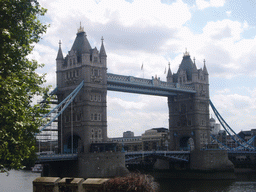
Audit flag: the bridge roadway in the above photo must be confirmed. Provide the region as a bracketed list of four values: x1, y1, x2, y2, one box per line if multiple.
[107, 73, 196, 96]
[37, 150, 256, 164]
[36, 151, 190, 163]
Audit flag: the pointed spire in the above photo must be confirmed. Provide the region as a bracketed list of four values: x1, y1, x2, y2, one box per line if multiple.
[100, 36, 106, 56]
[192, 57, 197, 72]
[167, 62, 172, 77]
[56, 40, 64, 60]
[203, 59, 208, 75]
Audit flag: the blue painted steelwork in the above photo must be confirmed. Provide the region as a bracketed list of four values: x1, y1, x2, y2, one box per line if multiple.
[37, 81, 84, 135]
[210, 134, 231, 150]
[210, 100, 256, 151]
[37, 153, 78, 163]
[39, 87, 58, 105]
[125, 151, 190, 164]
[107, 73, 196, 96]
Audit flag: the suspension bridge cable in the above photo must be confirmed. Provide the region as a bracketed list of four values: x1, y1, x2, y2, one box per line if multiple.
[37, 81, 84, 135]
[209, 100, 256, 150]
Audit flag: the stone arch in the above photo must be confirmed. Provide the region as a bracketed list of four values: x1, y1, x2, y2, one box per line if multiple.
[179, 136, 190, 151]
[180, 137, 195, 151]
[64, 133, 82, 153]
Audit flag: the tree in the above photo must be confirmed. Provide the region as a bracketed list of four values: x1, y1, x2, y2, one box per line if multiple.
[0, 0, 49, 172]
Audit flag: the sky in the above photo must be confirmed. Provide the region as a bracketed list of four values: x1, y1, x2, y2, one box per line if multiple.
[32, 0, 256, 137]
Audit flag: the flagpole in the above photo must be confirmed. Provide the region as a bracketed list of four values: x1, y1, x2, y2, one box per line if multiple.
[141, 63, 144, 78]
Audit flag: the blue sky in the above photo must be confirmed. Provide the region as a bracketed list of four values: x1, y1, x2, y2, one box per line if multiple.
[33, 0, 256, 137]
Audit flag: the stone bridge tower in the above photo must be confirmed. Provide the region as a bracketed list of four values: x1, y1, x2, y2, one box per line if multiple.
[167, 51, 210, 150]
[56, 25, 107, 153]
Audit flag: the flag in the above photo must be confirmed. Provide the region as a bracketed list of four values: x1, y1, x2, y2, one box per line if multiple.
[141, 63, 143, 70]
[164, 67, 166, 74]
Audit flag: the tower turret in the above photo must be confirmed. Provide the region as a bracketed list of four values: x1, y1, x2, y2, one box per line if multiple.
[56, 40, 64, 87]
[99, 36, 107, 67]
[166, 62, 173, 83]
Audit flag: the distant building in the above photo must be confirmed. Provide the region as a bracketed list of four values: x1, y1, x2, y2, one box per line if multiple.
[108, 128, 169, 152]
[141, 128, 169, 151]
[210, 117, 220, 135]
[108, 131, 142, 152]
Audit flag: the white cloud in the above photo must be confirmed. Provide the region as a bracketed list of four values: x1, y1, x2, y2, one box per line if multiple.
[196, 0, 226, 10]
[226, 10, 231, 17]
[211, 91, 256, 132]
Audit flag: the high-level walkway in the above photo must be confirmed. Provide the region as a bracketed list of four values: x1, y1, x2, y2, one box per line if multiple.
[107, 73, 196, 96]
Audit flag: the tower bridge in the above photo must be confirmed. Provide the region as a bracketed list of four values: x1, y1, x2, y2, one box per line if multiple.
[37, 26, 252, 177]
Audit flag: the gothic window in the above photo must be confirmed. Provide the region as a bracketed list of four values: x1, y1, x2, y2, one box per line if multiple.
[77, 113, 81, 121]
[70, 59, 72, 66]
[187, 119, 192, 126]
[95, 130, 98, 138]
[91, 129, 94, 139]
[93, 69, 99, 76]
[180, 104, 187, 114]
[98, 129, 102, 138]
[94, 56, 98, 63]
[65, 115, 70, 123]
[98, 95, 101, 101]
[94, 95, 97, 101]
[94, 114, 97, 121]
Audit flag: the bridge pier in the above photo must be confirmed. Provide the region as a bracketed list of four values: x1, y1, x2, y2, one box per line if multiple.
[190, 149, 234, 171]
[41, 152, 129, 178]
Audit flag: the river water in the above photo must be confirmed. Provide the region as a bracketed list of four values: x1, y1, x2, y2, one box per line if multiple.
[1, 170, 256, 192]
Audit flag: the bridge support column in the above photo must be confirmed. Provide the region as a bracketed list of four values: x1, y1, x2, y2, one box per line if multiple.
[190, 150, 234, 171]
[153, 159, 170, 170]
[41, 152, 129, 178]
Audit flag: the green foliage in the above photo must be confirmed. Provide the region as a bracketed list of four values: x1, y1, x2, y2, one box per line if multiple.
[0, 0, 49, 172]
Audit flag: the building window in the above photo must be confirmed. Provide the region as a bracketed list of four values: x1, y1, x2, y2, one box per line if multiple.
[94, 95, 97, 101]
[90, 95, 93, 101]
[76, 70, 79, 77]
[93, 69, 99, 76]
[98, 114, 101, 121]
[94, 57, 98, 63]
[73, 58, 75, 65]
[94, 114, 98, 121]
[73, 70, 75, 78]
[91, 114, 94, 121]
[70, 59, 72, 66]
[98, 95, 101, 101]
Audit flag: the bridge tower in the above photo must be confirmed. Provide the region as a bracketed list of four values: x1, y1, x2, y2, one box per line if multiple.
[56, 25, 107, 153]
[167, 51, 210, 150]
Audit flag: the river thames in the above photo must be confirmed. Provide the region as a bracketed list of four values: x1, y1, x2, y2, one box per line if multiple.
[1, 169, 256, 192]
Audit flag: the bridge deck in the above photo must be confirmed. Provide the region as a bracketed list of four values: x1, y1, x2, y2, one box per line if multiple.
[107, 73, 196, 96]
